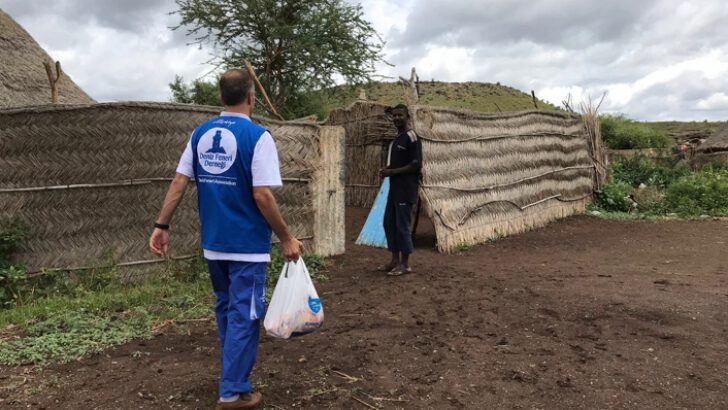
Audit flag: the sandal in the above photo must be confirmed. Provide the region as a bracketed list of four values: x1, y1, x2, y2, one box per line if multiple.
[387, 266, 412, 276]
[377, 263, 399, 272]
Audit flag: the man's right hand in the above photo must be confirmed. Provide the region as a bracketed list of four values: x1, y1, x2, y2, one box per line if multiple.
[149, 228, 170, 257]
[281, 237, 305, 262]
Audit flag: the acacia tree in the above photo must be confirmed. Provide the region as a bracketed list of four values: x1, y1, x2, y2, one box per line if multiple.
[169, 75, 220, 106]
[173, 0, 385, 118]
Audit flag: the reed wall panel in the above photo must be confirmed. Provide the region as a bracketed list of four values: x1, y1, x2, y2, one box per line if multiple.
[0, 102, 345, 271]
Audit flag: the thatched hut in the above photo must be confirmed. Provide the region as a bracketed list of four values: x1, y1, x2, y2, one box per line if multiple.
[329, 102, 596, 253]
[692, 122, 728, 168]
[0, 8, 94, 107]
[0, 103, 345, 272]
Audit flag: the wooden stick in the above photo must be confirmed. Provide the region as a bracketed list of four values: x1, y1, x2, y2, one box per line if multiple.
[244, 61, 284, 121]
[362, 391, 410, 403]
[531, 90, 539, 109]
[333, 370, 363, 382]
[410, 67, 419, 103]
[43, 61, 63, 104]
[0, 177, 312, 193]
[352, 396, 378, 410]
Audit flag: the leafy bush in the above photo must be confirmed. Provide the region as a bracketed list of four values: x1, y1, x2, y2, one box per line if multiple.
[632, 186, 666, 213]
[609, 157, 690, 189]
[0, 218, 31, 307]
[601, 115, 671, 149]
[0, 217, 30, 266]
[597, 181, 633, 212]
[665, 169, 728, 216]
[0, 266, 28, 308]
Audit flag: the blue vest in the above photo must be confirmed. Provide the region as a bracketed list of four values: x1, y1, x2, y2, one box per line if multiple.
[191, 115, 272, 253]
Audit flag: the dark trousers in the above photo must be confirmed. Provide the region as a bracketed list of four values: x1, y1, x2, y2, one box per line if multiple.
[383, 197, 414, 254]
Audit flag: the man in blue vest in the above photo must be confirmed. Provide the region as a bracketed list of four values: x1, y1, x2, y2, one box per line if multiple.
[149, 69, 304, 410]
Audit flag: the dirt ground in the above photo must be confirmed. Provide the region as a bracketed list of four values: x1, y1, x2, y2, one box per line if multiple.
[2, 208, 728, 410]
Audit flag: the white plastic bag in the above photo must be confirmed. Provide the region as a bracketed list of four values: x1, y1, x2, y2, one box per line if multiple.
[264, 258, 324, 339]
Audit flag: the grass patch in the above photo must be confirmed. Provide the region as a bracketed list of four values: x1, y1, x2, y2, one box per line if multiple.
[0, 246, 326, 367]
[587, 205, 666, 221]
[0, 308, 153, 366]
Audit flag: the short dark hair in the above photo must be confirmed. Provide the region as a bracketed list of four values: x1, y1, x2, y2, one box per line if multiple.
[389, 103, 409, 116]
[219, 69, 254, 106]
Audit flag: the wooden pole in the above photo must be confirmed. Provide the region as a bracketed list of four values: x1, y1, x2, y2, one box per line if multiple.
[244, 60, 284, 121]
[531, 90, 539, 109]
[43, 61, 63, 104]
[398, 66, 420, 104]
[411, 67, 420, 103]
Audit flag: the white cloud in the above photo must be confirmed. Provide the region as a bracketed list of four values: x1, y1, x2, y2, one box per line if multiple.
[697, 93, 728, 110]
[3, 0, 728, 120]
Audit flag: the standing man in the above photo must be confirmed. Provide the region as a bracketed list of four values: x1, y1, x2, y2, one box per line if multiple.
[149, 69, 304, 410]
[379, 104, 422, 276]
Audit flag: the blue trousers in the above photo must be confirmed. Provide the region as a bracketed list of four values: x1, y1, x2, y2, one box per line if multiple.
[207, 260, 267, 398]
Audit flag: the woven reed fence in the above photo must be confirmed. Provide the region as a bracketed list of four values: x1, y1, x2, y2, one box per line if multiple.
[0, 102, 345, 272]
[413, 106, 594, 252]
[327, 102, 398, 207]
[329, 102, 595, 252]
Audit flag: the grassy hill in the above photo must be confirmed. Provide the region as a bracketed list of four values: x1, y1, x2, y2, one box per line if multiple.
[318, 81, 559, 115]
[644, 121, 724, 142]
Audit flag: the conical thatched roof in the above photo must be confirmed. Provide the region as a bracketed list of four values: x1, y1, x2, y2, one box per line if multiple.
[0, 9, 94, 108]
[696, 122, 728, 153]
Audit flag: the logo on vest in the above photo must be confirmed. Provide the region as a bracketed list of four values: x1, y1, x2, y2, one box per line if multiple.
[197, 128, 237, 174]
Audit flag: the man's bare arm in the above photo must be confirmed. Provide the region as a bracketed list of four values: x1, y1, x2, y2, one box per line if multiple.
[149, 173, 189, 257]
[253, 186, 304, 261]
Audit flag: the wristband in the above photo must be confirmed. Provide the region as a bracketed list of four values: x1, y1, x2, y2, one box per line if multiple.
[154, 222, 170, 230]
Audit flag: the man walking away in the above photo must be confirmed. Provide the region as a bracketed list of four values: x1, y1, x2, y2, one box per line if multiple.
[149, 69, 304, 410]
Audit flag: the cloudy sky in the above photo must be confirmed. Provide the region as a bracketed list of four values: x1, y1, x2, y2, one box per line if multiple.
[3, 0, 727, 120]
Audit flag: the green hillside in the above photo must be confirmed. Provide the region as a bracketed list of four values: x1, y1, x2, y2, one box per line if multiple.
[644, 121, 723, 142]
[318, 81, 559, 114]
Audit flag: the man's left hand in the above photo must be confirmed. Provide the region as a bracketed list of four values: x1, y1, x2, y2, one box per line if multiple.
[379, 168, 393, 178]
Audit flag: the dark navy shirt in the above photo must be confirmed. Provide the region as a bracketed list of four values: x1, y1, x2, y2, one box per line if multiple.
[388, 130, 422, 203]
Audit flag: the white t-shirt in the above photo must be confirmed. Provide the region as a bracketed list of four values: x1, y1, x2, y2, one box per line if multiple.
[176, 112, 282, 262]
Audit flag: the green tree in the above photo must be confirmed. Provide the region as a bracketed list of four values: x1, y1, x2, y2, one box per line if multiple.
[600, 115, 671, 149]
[172, 0, 385, 119]
[169, 75, 221, 106]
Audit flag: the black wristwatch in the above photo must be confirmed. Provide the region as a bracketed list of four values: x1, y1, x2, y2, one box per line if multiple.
[154, 222, 170, 230]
